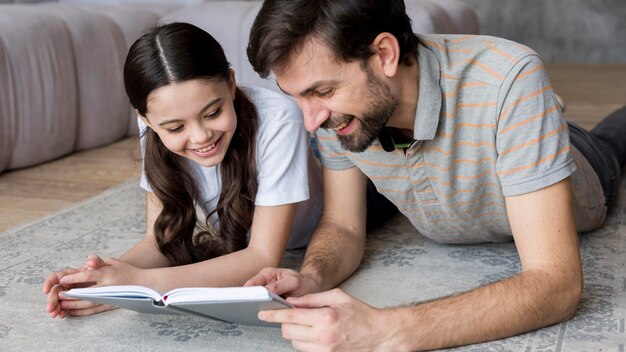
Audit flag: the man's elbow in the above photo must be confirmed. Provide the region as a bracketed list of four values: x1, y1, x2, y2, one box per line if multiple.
[555, 273, 583, 322]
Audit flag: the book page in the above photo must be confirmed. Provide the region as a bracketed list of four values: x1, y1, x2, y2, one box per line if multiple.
[163, 286, 272, 305]
[66, 285, 163, 301]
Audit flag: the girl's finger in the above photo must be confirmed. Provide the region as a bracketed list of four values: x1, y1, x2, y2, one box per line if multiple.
[67, 304, 114, 317]
[60, 299, 99, 310]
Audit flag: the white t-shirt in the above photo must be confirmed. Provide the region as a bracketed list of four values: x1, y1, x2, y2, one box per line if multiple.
[139, 86, 322, 249]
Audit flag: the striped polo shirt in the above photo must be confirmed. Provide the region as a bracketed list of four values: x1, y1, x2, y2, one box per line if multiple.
[315, 34, 606, 243]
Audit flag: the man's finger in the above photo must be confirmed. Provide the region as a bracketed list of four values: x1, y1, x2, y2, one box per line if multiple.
[281, 321, 316, 341]
[259, 307, 322, 326]
[291, 340, 320, 352]
[287, 289, 348, 308]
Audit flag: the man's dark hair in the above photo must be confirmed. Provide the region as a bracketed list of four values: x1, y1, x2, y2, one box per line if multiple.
[247, 0, 419, 78]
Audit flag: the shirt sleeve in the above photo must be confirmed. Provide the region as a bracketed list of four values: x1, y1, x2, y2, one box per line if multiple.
[255, 116, 312, 206]
[314, 128, 355, 170]
[137, 117, 153, 193]
[495, 54, 576, 196]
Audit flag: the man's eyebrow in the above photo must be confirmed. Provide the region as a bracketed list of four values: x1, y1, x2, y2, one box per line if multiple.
[157, 98, 222, 126]
[276, 80, 337, 98]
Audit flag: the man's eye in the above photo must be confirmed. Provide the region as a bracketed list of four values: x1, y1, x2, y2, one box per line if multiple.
[317, 89, 334, 97]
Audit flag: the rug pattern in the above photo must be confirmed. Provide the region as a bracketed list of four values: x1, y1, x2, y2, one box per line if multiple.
[0, 178, 624, 351]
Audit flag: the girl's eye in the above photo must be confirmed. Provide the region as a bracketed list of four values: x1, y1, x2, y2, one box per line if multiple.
[205, 107, 222, 119]
[166, 126, 183, 133]
[317, 89, 334, 98]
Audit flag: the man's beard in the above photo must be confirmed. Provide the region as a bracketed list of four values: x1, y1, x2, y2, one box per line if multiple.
[323, 65, 399, 153]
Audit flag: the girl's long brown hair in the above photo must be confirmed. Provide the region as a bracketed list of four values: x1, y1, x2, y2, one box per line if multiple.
[124, 23, 258, 266]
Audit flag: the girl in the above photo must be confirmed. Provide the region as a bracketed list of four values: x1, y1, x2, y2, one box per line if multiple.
[43, 22, 322, 318]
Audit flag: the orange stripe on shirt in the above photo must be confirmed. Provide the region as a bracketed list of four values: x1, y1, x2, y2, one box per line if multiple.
[433, 183, 500, 200]
[458, 102, 498, 108]
[442, 73, 460, 80]
[352, 156, 406, 168]
[497, 104, 561, 136]
[316, 141, 347, 158]
[448, 35, 478, 44]
[499, 123, 568, 156]
[457, 122, 497, 129]
[486, 42, 516, 61]
[316, 135, 338, 141]
[498, 144, 571, 176]
[516, 63, 545, 80]
[499, 85, 553, 122]
[445, 81, 489, 98]
[455, 59, 504, 80]
[421, 39, 446, 52]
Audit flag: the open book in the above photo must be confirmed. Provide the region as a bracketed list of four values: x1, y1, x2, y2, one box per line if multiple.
[63, 285, 291, 327]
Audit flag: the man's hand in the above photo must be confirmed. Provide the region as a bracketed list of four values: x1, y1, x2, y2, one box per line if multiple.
[259, 288, 397, 352]
[244, 268, 321, 297]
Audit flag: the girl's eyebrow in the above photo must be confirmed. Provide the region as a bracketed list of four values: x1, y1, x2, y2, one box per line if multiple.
[157, 98, 223, 126]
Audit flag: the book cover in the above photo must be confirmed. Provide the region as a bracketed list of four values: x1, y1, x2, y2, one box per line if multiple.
[63, 285, 291, 327]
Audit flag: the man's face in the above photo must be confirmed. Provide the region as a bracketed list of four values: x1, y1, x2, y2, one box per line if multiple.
[275, 39, 398, 152]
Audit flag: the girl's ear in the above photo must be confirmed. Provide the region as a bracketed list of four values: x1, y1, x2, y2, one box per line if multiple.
[228, 68, 237, 99]
[136, 110, 152, 129]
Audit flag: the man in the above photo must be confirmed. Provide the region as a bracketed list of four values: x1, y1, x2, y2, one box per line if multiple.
[244, 0, 626, 350]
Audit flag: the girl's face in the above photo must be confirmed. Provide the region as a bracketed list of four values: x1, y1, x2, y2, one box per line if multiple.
[140, 75, 238, 168]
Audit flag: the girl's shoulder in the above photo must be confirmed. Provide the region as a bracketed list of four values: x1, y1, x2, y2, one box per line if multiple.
[239, 85, 303, 126]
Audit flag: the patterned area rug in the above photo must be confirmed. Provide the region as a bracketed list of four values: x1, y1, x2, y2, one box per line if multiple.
[1, 178, 625, 351]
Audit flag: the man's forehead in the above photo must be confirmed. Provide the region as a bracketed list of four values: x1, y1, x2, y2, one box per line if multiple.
[274, 38, 343, 95]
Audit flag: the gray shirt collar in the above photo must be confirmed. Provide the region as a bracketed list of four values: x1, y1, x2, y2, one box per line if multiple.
[412, 43, 442, 141]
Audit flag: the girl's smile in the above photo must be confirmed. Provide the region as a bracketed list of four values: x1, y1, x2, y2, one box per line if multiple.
[189, 134, 223, 158]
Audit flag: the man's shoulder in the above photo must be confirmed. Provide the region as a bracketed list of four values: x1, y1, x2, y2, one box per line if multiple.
[417, 34, 541, 85]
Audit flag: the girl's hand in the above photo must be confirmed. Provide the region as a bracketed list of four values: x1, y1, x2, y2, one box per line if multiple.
[44, 267, 83, 319]
[43, 254, 124, 318]
[58, 256, 143, 288]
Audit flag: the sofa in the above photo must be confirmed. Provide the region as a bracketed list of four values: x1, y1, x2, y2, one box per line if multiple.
[0, 0, 479, 173]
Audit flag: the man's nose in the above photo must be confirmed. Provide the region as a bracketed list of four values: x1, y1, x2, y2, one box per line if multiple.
[300, 100, 330, 133]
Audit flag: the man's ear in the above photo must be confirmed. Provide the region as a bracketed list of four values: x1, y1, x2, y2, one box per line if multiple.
[229, 68, 237, 99]
[371, 32, 401, 78]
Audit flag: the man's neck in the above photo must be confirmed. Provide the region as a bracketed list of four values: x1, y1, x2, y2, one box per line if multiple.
[386, 59, 420, 134]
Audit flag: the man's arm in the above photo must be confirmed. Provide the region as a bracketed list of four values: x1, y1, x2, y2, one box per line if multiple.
[386, 177, 582, 350]
[262, 178, 582, 351]
[300, 166, 369, 291]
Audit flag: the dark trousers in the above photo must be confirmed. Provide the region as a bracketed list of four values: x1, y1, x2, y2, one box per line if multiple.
[568, 105, 626, 204]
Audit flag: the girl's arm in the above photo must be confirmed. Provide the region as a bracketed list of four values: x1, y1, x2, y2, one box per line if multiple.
[58, 201, 297, 292]
[117, 191, 171, 269]
[139, 202, 296, 291]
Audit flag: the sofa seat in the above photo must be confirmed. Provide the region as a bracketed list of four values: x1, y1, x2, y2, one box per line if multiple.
[0, 0, 479, 173]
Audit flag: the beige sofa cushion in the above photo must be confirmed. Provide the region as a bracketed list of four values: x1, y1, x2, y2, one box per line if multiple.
[0, 6, 77, 170]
